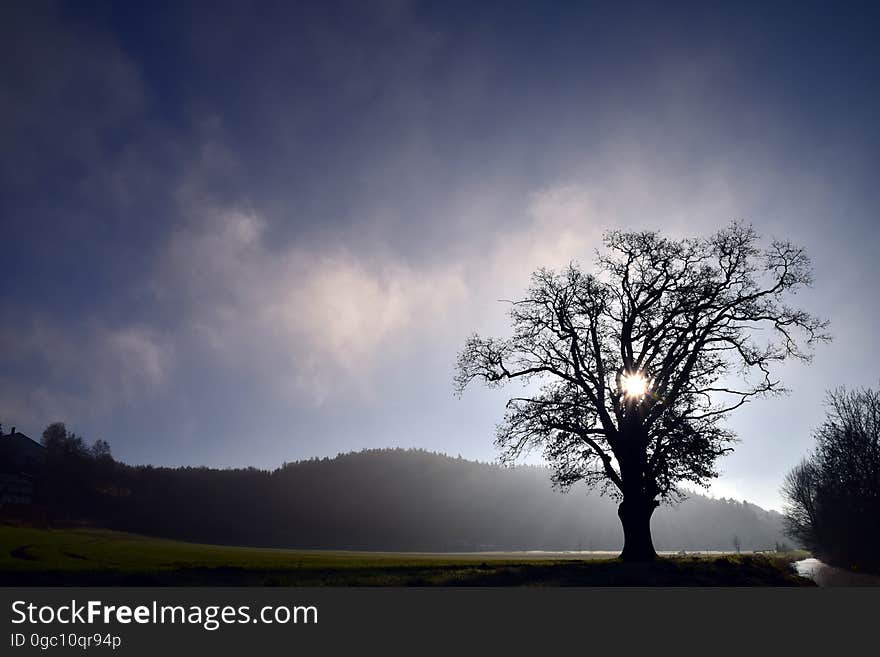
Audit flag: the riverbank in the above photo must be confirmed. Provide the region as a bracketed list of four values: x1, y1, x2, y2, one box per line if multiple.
[793, 558, 880, 586]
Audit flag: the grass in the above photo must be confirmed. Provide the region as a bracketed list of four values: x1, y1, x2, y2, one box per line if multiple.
[0, 525, 813, 586]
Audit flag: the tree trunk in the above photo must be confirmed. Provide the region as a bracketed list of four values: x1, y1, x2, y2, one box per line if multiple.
[618, 496, 659, 562]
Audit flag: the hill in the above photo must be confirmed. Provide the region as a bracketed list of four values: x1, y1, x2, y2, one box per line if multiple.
[40, 447, 790, 552]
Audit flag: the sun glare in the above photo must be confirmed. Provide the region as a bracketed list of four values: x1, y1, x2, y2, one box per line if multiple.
[621, 372, 649, 399]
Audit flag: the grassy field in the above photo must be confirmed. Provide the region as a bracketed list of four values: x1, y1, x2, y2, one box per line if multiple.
[0, 525, 812, 586]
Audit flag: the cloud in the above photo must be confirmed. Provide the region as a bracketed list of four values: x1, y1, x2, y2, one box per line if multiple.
[156, 207, 469, 403]
[0, 3, 146, 192]
[0, 320, 171, 429]
[147, 141, 794, 409]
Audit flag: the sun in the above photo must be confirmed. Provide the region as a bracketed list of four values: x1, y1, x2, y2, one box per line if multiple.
[621, 372, 649, 399]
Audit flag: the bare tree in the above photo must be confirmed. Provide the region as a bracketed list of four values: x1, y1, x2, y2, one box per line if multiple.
[456, 222, 829, 561]
[781, 458, 819, 549]
[782, 386, 880, 570]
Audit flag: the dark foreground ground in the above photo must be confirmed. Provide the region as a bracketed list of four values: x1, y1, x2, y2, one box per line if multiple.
[1, 526, 812, 586]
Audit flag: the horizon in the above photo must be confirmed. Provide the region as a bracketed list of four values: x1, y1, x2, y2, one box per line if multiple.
[3, 1, 880, 513]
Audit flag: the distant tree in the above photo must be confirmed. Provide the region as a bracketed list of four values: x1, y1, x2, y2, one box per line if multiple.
[92, 439, 113, 460]
[41, 422, 88, 457]
[781, 458, 819, 548]
[456, 222, 828, 561]
[39, 422, 111, 522]
[41, 422, 69, 451]
[782, 386, 880, 571]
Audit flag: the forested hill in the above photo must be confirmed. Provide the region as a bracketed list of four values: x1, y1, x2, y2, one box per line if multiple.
[45, 446, 789, 551]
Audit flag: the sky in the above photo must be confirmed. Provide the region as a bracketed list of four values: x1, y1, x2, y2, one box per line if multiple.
[2, 0, 879, 511]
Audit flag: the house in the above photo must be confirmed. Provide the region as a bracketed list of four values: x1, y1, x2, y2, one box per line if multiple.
[0, 427, 46, 507]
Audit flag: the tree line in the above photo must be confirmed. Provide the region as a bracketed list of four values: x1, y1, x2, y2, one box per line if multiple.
[25, 423, 788, 552]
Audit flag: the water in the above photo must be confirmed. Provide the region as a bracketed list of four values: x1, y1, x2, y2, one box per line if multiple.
[793, 558, 880, 586]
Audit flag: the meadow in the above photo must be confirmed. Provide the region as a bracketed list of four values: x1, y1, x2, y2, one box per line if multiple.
[0, 525, 811, 586]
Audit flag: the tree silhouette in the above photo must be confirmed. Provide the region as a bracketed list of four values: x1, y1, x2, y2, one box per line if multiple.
[456, 222, 828, 561]
[782, 385, 880, 571]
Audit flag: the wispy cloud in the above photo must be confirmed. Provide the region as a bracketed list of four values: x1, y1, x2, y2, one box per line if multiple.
[0, 320, 170, 427]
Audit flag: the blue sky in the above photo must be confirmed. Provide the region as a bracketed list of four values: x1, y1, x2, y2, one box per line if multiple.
[2, 0, 879, 510]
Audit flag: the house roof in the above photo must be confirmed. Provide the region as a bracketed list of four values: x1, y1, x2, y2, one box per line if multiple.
[0, 430, 45, 473]
[2, 431, 43, 449]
